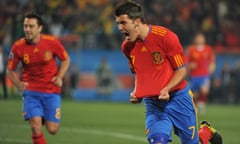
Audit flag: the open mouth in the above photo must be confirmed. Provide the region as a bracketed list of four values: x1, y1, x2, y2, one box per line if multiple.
[122, 32, 130, 40]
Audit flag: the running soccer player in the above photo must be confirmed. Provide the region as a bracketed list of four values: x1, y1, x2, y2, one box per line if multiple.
[6, 13, 70, 144]
[115, 1, 198, 143]
[114, 1, 222, 144]
[186, 32, 216, 114]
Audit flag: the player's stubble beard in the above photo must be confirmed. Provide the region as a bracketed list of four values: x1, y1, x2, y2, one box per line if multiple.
[24, 31, 34, 43]
[25, 32, 39, 44]
[127, 24, 139, 42]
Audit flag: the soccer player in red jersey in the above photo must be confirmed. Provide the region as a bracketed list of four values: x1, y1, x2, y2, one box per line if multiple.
[6, 13, 70, 144]
[114, 1, 222, 144]
[186, 32, 216, 115]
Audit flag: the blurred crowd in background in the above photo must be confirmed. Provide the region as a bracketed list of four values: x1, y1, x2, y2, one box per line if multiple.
[0, 0, 240, 104]
[0, 0, 240, 50]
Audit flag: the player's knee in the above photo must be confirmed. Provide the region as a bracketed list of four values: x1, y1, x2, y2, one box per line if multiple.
[209, 132, 223, 144]
[47, 127, 58, 135]
[147, 133, 169, 144]
[45, 123, 59, 135]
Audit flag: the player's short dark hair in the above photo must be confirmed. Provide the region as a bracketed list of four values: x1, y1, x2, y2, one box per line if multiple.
[114, 0, 146, 23]
[24, 13, 44, 26]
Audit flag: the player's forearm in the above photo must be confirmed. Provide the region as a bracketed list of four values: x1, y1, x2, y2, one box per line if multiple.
[133, 76, 137, 93]
[6, 69, 21, 86]
[57, 57, 70, 79]
[130, 76, 142, 104]
[163, 66, 187, 92]
[209, 63, 216, 75]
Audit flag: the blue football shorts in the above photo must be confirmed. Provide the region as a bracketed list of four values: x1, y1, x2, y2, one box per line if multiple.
[190, 76, 210, 93]
[22, 90, 61, 123]
[144, 85, 199, 144]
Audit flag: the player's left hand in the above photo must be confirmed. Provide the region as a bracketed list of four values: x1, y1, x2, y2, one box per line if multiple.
[51, 76, 63, 87]
[130, 92, 142, 104]
[158, 88, 170, 101]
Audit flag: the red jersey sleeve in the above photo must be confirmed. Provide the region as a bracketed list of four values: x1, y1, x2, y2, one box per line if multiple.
[122, 40, 135, 73]
[207, 45, 215, 64]
[7, 39, 24, 70]
[42, 35, 68, 61]
[164, 31, 186, 70]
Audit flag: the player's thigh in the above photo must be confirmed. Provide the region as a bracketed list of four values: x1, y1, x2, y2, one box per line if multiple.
[169, 93, 199, 143]
[190, 77, 202, 92]
[43, 93, 61, 123]
[145, 112, 172, 144]
[23, 90, 44, 120]
[200, 77, 210, 94]
[144, 98, 173, 143]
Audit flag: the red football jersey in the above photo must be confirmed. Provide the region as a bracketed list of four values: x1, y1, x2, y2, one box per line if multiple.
[7, 34, 68, 93]
[187, 44, 215, 77]
[122, 25, 187, 98]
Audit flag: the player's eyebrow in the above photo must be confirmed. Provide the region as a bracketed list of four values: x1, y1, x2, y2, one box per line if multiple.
[116, 20, 127, 25]
[24, 24, 36, 29]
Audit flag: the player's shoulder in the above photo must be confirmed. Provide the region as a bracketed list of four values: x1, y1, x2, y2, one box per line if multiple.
[205, 44, 214, 50]
[150, 25, 169, 37]
[121, 40, 135, 54]
[205, 45, 215, 55]
[186, 45, 196, 51]
[41, 34, 57, 41]
[14, 38, 26, 46]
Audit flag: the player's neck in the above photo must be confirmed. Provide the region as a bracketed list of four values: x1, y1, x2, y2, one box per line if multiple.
[138, 24, 149, 41]
[27, 34, 41, 44]
[33, 34, 41, 44]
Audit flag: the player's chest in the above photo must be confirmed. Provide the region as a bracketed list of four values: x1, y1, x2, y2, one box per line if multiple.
[130, 41, 166, 67]
[20, 45, 53, 64]
[191, 49, 209, 60]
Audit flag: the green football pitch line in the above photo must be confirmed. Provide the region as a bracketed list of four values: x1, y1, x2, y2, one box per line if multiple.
[0, 100, 240, 144]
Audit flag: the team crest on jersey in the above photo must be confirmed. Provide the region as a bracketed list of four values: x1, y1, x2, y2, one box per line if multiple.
[152, 52, 163, 64]
[44, 51, 52, 61]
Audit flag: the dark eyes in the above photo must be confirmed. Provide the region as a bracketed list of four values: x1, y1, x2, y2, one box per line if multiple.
[117, 21, 127, 25]
[24, 25, 35, 29]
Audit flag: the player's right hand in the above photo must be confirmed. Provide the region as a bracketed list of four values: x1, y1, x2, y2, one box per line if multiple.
[51, 76, 63, 87]
[158, 87, 170, 101]
[16, 81, 28, 91]
[130, 92, 142, 104]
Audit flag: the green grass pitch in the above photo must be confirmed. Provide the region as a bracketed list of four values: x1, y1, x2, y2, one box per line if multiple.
[0, 99, 240, 144]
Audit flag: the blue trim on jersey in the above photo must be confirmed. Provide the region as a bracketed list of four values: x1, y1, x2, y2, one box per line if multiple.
[144, 85, 199, 143]
[174, 63, 186, 70]
[22, 90, 61, 123]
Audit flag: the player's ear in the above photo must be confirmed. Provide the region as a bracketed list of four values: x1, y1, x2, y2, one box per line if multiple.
[135, 18, 142, 26]
[39, 25, 43, 33]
